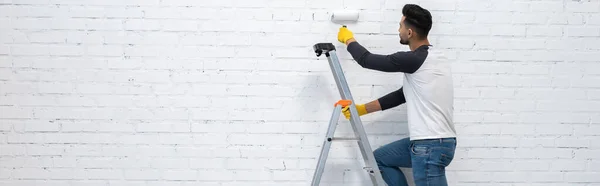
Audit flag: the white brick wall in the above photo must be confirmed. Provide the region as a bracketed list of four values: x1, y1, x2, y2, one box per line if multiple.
[1, 0, 599, 185]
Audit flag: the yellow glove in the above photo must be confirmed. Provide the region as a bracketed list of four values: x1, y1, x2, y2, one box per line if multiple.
[342, 104, 367, 120]
[337, 26, 354, 44]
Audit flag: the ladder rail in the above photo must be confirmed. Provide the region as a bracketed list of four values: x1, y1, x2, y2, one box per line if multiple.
[311, 104, 343, 186]
[311, 43, 387, 186]
[327, 51, 387, 186]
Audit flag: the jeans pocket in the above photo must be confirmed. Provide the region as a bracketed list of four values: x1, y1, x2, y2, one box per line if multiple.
[411, 143, 429, 156]
[439, 148, 455, 167]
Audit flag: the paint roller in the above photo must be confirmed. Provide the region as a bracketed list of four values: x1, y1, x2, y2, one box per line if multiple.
[330, 10, 359, 27]
[311, 10, 359, 57]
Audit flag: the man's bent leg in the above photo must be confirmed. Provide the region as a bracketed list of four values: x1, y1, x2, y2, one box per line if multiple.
[373, 137, 412, 186]
[410, 138, 456, 186]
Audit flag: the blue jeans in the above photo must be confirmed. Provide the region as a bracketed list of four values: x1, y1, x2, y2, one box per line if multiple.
[374, 137, 456, 186]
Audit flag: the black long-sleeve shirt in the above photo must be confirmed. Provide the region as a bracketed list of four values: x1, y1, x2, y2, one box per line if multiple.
[346, 42, 430, 111]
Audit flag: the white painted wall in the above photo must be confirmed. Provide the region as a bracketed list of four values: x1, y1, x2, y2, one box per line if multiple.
[1, 0, 600, 185]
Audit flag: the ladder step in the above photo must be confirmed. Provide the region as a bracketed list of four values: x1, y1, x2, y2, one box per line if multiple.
[328, 137, 359, 141]
[364, 167, 378, 173]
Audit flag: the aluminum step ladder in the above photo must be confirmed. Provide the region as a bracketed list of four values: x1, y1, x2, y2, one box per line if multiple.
[310, 43, 387, 186]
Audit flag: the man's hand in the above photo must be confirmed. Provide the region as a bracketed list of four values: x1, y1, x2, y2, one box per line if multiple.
[345, 38, 356, 45]
[337, 26, 355, 45]
[341, 100, 383, 120]
[342, 104, 368, 119]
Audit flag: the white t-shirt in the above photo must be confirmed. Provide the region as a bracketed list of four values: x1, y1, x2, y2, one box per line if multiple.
[346, 42, 456, 141]
[402, 46, 456, 140]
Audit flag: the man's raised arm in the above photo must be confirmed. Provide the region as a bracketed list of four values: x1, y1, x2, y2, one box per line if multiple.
[346, 41, 427, 73]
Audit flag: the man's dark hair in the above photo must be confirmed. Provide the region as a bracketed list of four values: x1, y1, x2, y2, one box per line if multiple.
[402, 4, 432, 39]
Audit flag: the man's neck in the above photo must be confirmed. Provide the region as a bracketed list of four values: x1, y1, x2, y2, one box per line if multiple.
[409, 39, 430, 51]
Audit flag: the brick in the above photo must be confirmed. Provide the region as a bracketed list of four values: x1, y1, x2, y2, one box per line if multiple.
[124, 169, 162, 180]
[86, 45, 124, 57]
[589, 14, 600, 25]
[491, 25, 527, 36]
[574, 125, 600, 136]
[232, 170, 271, 181]
[572, 76, 600, 88]
[21, 120, 60, 132]
[104, 7, 145, 18]
[190, 158, 226, 169]
[530, 1, 564, 12]
[272, 170, 307, 181]
[195, 170, 235, 181]
[163, 170, 198, 181]
[0, 29, 11, 44]
[516, 148, 573, 159]
[475, 12, 511, 24]
[574, 149, 600, 160]
[565, 172, 600, 182]
[162, 20, 199, 31]
[456, 0, 492, 11]
[22, 145, 64, 156]
[569, 14, 586, 25]
[530, 172, 564, 182]
[0, 106, 34, 118]
[0, 169, 8, 179]
[0, 44, 8, 55]
[199, 20, 236, 32]
[515, 88, 586, 100]
[454, 24, 491, 36]
[550, 160, 587, 171]
[548, 13, 569, 25]
[67, 31, 109, 45]
[517, 137, 556, 148]
[124, 19, 161, 31]
[437, 38, 475, 49]
[515, 160, 551, 171]
[307, 0, 343, 9]
[12, 44, 85, 56]
[590, 160, 600, 171]
[491, 172, 530, 183]
[67, 6, 105, 18]
[0, 68, 11, 80]
[527, 26, 563, 37]
[160, 0, 232, 7]
[567, 27, 600, 37]
[227, 134, 302, 145]
[11, 18, 52, 29]
[28, 31, 67, 43]
[453, 171, 493, 182]
[466, 148, 517, 159]
[496, 50, 564, 62]
[484, 113, 519, 124]
[513, 13, 550, 25]
[84, 169, 124, 179]
[486, 136, 519, 148]
[344, 0, 380, 10]
[12, 5, 71, 18]
[566, 1, 600, 13]
[534, 124, 574, 135]
[457, 50, 494, 61]
[0, 144, 26, 156]
[494, 1, 530, 12]
[0, 5, 11, 17]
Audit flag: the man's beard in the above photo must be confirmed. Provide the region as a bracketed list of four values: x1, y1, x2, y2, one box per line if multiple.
[400, 38, 409, 45]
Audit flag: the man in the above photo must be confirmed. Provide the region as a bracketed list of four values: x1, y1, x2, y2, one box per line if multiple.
[336, 4, 457, 186]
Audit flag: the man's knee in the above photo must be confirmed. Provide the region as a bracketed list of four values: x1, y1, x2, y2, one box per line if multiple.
[373, 147, 387, 165]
